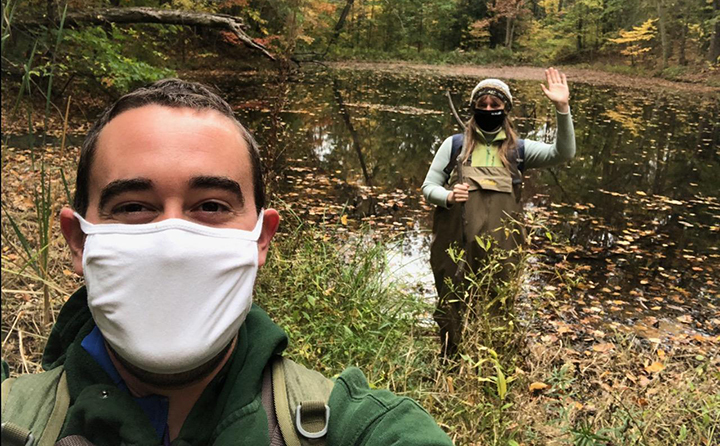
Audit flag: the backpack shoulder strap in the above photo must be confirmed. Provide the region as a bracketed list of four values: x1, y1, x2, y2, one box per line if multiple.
[1, 366, 70, 446]
[267, 356, 334, 446]
[516, 139, 525, 172]
[442, 133, 464, 177]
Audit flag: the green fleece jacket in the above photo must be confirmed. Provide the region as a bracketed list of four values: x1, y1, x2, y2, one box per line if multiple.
[5, 288, 453, 446]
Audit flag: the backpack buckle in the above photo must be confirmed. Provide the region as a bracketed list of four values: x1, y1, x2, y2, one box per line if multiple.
[295, 401, 330, 439]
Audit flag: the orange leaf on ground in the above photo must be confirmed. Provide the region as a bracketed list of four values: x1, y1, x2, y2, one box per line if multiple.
[645, 362, 664, 373]
[529, 382, 550, 392]
[592, 342, 615, 353]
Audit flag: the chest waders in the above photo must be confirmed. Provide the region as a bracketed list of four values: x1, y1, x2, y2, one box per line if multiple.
[429, 139, 526, 357]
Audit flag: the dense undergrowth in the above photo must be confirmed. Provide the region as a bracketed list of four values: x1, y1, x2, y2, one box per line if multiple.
[2, 162, 718, 444]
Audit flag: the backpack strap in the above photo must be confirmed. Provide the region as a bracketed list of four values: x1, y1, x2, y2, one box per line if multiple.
[261, 364, 284, 446]
[1, 366, 70, 446]
[442, 133, 464, 176]
[264, 356, 334, 446]
[516, 138, 525, 174]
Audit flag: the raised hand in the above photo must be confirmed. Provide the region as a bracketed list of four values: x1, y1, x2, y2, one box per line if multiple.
[540, 67, 570, 113]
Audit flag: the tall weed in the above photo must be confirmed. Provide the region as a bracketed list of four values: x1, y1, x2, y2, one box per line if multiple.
[2, 4, 69, 326]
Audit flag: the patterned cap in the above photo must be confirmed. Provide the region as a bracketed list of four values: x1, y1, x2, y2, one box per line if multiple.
[470, 79, 513, 111]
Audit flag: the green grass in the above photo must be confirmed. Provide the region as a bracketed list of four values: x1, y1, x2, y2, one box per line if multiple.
[254, 208, 437, 387]
[2, 181, 718, 444]
[253, 212, 533, 444]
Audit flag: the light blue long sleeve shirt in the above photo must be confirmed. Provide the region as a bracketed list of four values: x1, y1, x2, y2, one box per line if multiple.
[422, 109, 576, 208]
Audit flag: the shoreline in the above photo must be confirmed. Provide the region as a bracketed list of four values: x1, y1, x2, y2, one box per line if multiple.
[325, 61, 720, 95]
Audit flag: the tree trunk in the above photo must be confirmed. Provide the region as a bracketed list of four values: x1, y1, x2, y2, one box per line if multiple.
[576, 17, 583, 51]
[656, 0, 670, 68]
[709, 0, 720, 64]
[15, 7, 275, 60]
[505, 16, 513, 48]
[332, 79, 372, 186]
[335, 0, 355, 34]
[324, 0, 355, 55]
[678, 20, 687, 66]
[367, 1, 374, 46]
[417, 5, 423, 52]
[509, 19, 516, 49]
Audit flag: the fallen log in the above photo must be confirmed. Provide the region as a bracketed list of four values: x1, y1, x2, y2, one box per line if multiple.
[14, 7, 275, 60]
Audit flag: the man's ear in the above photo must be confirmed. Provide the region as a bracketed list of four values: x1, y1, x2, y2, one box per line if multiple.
[257, 209, 280, 268]
[60, 207, 85, 275]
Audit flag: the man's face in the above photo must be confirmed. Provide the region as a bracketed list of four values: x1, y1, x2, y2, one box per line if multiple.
[61, 104, 279, 275]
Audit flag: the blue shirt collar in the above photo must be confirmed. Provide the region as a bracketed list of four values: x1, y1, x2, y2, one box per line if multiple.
[81, 326, 169, 442]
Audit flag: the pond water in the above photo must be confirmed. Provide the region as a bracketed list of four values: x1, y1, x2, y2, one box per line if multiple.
[207, 67, 720, 337]
[6, 67, 716, 337]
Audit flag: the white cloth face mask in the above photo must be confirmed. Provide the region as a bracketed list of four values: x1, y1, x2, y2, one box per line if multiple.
[75, 212, 264, 374]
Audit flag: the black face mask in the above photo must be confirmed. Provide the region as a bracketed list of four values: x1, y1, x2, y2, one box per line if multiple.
[473, 109, 506, 132]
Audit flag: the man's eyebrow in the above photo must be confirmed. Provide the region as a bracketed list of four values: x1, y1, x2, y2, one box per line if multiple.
[189, 176, 244, 206]
[99, 178, 153, 210]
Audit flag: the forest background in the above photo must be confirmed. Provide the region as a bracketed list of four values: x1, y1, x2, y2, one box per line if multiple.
[2, 0, 719, 93]
[2, 1, 719, 446]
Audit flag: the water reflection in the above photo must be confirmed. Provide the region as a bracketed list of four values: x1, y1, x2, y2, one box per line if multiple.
[204, 68, 720, 335]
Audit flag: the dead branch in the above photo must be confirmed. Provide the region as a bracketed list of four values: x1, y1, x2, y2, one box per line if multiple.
[14, 7, 275, 60]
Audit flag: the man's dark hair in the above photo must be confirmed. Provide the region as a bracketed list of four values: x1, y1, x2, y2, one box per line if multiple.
[73, 78, 265, 216]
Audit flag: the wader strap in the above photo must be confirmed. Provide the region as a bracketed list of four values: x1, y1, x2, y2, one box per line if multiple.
[444, 134, 525, 181]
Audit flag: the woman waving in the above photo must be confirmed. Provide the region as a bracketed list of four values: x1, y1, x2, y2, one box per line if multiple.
[422, 68, 576, 356]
